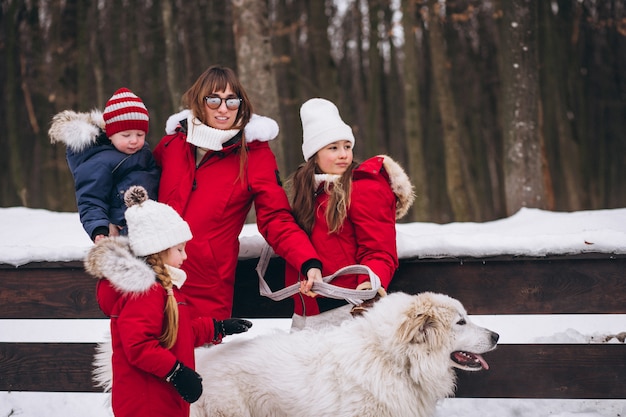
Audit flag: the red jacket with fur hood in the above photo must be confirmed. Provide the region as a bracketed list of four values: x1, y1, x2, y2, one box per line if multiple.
[85, 237, 216, 417]
[286, 155, 415, 316]
[154, 111, 321, 319]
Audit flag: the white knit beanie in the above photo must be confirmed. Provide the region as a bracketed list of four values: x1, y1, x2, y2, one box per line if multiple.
[124, 186, 192, 257]
[301, 98, 355, 161]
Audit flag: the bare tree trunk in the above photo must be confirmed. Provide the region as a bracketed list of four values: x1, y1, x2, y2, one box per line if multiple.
[232, 0, 285, 172]
[232, 0, 283, 224]
[538, 0, 583, 211]
[381, 0, 401, 158]
[574, 1, 625, 209]
[102, 0, 123, 86]
[271, 0, 303, 174]
[161, 0, 182, 110]
[36, 0, 78, 211]
[88, 3, 105, 107]
[474, 4, 506, 219]
[364, 0, 383, 157]
[443, 3, 503, 221]
[4, 1, 27, 206]
[401, 0, 429, 221]
[499, 0, 552, 215]
[76, 1, 90, 109]
[336, 2, 368, 163]
[306, 0, 338, 101]
[426, 1, 476, 221]
[128, 6, 141, 92]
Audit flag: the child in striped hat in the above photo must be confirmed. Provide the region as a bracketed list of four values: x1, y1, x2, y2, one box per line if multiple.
[49, 87, 160, 242]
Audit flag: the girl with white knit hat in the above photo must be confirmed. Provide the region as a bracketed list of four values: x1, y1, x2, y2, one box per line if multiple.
[85, 185, 251, 417]
[285, 98, 415, 330]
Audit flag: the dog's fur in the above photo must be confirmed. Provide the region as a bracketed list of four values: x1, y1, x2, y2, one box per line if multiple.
[191, 292, 498, 417]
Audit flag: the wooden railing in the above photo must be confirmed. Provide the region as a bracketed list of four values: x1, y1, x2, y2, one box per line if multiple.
[1, 253, 625, 398]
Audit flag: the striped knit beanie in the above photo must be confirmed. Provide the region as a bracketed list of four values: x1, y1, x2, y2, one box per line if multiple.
[103, 88, 150, 137]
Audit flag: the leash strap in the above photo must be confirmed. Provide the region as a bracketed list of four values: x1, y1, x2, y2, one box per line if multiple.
[255, 243, 382, 305]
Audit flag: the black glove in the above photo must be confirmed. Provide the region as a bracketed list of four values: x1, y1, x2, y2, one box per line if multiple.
[213, 318, 253, 340]
[165, 361, 203, 403]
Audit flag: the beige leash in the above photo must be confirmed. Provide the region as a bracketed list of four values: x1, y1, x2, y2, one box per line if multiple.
[255, 244, 381, 305]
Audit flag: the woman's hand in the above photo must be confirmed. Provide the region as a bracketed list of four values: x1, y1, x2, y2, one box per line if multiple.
[300, 267, 323, 297]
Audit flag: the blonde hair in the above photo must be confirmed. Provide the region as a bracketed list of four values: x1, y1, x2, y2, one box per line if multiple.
[145, 253, 179, 349]
[287, 158, 357, 234]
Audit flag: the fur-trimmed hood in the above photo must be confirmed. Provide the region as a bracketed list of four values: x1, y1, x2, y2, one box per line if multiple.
[49, 110, 106, 152]
[165, 109, 279, 143]
[377, 155, 415, 220]
[84, 236, 155, 295]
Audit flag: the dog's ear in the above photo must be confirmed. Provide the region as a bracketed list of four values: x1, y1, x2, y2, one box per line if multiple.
[398, 301, 447, 347]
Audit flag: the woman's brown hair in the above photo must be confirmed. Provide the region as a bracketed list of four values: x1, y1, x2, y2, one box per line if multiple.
[145, 253, 179, 349]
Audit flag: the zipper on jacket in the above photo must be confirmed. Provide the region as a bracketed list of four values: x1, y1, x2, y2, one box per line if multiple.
[195, 148, 227, 169]
[192, 148, 228, 191]
[111, 155, 132, 173]
[245, 154, 252, 192]
[163, 136, 177, 147]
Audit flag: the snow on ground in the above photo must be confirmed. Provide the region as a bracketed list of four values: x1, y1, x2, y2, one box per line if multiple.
[1, 206, 625, 416]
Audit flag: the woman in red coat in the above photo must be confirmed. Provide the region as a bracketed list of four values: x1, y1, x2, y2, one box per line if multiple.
[153, 66, 322, 320]
[86, 186, 251, 417]
[285, 98, 415, 330]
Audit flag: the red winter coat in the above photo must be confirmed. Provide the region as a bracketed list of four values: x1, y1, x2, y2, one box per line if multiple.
[85, 237, 216, 417]
[154, 112, 320, 319]
[286, 155, 415, 316]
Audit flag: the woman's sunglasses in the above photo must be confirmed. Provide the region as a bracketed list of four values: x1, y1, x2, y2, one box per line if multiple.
[204, 96, 242, 110]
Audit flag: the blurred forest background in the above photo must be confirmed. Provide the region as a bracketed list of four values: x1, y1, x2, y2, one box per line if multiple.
[0, 0, 624, 224]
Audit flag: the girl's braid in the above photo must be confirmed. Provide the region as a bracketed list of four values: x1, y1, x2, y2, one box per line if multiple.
[146, 253, 179, 349]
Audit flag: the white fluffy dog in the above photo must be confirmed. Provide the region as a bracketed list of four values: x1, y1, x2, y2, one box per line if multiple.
[191, 292, 499, 417]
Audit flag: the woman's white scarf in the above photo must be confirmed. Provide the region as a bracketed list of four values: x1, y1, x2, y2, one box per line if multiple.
[185, 114, 240, 151]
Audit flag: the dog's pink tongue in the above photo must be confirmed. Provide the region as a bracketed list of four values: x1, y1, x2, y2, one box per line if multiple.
[476, 354, 489, 370]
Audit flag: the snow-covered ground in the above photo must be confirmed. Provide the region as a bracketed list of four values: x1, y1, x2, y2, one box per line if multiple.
[1, 206, 625, 416]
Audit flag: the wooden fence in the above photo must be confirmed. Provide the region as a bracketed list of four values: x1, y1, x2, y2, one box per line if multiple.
[1, 253, 625, 398]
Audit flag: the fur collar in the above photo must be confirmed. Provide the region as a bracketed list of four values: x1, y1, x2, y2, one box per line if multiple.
[311, 156, 415, 220]
[314, 174, 340, 189]
[377, 155, 415, 220]
[165, 109, 279, 143]
[84, 236, 156, 295]
[48, 110, 106, 152]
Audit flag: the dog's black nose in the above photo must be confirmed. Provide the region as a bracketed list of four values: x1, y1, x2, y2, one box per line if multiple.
[490, 331, 500, 344]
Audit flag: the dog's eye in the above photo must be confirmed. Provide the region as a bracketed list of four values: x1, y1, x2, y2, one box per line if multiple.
[456, 319, 466, 325]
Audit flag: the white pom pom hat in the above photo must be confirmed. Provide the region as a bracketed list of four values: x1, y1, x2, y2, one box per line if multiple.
[124, 186, 192, 256]
[300, 98, 355, 161]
